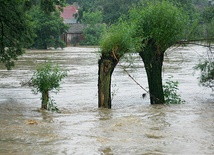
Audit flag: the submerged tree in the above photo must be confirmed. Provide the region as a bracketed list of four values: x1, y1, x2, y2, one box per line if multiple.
[130, 1, 189, 104]
[30, 62, 67, 110]
[98, 20, 135, 108]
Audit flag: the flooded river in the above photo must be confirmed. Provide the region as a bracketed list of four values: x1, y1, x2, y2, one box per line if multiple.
[0, 46, 213, 155]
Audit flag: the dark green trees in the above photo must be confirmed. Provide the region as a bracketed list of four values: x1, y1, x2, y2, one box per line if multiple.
[194, 5, 214, 91]
[95, 0, 139, 24]
[81, 10, 106, 45]
[0, 0, 34, 69]
[0, 0, 68, 69]
[29, 6, 69, 49]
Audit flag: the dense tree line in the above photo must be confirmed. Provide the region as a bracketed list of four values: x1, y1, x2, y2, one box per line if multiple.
[67, 0, 210, 24]
[67, 0, 213, 45]
[28, 6, 68, 49]
[0, 0, 68, 69]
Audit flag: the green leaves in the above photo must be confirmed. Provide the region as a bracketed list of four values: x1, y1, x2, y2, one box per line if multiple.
[28, 6, 68, 49]
[81, 10, 106, 45]
[163, 76, 185, 104]
[82, 10, 103, 25]
[29, 62, 67, 111]
[0, 0, 34, 69]
[130, 0, 189, 52]
[31, 62, 68, 94]
[40, 0, 66, 14]
[100, 19, 135, 59]
[194, 59, 214, 90]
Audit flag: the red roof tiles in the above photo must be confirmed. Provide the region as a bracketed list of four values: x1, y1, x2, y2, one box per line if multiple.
[60, 6, 78, 19]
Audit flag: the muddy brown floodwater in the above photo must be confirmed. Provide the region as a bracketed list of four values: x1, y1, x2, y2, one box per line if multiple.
[0, 46, 213, 155]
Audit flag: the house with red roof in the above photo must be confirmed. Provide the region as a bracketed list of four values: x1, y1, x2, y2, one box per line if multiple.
[60, 5, 78, 24]
[60, 4, 83, 46]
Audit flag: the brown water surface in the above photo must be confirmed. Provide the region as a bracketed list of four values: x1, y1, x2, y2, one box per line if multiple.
[0, 46, 213, 155]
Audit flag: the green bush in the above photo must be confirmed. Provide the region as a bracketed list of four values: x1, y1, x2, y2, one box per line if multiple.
[31, 62, 68, 111]
[163, 76, 185, 104]
[194, 59, 214, 91]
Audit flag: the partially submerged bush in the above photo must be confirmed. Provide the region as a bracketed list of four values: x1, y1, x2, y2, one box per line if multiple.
[194, 58, 214, 91]
[163, 76, 185, 104]
[31, 62, 68, 111]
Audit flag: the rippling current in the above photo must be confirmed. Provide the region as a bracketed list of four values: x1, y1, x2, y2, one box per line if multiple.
[0, 46, 213, 155]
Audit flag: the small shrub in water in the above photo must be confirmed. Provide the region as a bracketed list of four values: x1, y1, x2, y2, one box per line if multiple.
[30, 62, 68, 111]
[163, 76, 185, 104]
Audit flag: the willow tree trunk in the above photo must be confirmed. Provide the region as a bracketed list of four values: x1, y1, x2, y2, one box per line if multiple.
[41, 91, 49, 109]
[139, 40, 164, 104]
[98, 57, 118, 108]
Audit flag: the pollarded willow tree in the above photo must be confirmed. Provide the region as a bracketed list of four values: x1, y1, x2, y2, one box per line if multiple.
[98, 20, 135, 108]
[130, 1, 189, 104]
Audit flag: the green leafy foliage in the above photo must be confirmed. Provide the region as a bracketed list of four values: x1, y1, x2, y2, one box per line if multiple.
[81, 24, 106, 45]
[99, 19, 135, 58]
[28, 6, 69, 49]
[0, 0, 34, 69]
[48, 98, 60, 112]
[31, 62, 68, 94]
[0, 0, 68, 69]
[31, 62, 68, 111]
[130, 0, 189, 52]
[194, 58, 214, 90]
[82, 10, 103, 24]
[67, 0, 139, 24]
[95, 0, 140, 24]
[202, 6, 214, 41]
[81, 10, 106, 45]
[202, 6, 214, 23]
[163, 76, 185, 104]
[40, 0, 66, 14]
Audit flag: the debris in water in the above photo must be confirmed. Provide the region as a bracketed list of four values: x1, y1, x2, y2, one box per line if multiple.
[142, 93, 147, 99]
[25, 120, 38, 125]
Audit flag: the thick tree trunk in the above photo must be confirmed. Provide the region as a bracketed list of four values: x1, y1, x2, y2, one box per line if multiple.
[98, 57, 118, 108]
[139, 40, 164, 104]
[41, 91, 49, 109]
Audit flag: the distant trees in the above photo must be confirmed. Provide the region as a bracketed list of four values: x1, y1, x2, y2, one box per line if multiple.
[29, 6, 69, 49]
[81, 10, 106, 45]
[201, 6, 214, 40]
[69, 0, 212, 47]
[194, 4, 214, 91]
[0, 0, 68, 69]
[27, 0, 68, 49]
[95, 0, 140, 24]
